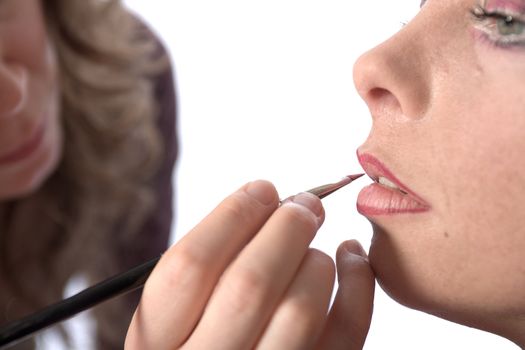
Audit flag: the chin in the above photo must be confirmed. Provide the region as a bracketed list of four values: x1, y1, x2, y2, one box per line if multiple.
[368, 221, 469, 319]
[367, 221, 525, 340]
[368, 223, 437, 312]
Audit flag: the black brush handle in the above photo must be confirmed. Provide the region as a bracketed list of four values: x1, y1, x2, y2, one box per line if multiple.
[0, 173, 365, 348]
[0, 256, 160, 348]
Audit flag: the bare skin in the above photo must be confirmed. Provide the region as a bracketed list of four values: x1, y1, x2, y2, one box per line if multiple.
[354, 0, 525, 346]
[127, 0, 525, 348]
[3, 0, 523, 345]
[125, 180, 375, 349]
[0, 0, 61, 200]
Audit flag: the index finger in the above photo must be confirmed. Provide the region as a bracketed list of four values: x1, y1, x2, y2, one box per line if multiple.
[126, 180, 279, 349]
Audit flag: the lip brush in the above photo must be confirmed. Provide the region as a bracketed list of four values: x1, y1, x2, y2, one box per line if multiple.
[304, 174, 364, 199]
[0, 173, 364, 348]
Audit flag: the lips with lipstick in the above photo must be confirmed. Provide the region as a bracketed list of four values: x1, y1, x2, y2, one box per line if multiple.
[357, 152, 430, 216]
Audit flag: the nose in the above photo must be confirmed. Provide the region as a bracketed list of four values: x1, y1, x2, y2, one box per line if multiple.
[352, 26, 431, 121]
[0, 62, 26, 119]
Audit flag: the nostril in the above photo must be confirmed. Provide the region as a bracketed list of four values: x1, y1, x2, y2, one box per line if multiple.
[367, 87, 402, 117]
[369, 88, 390, 100]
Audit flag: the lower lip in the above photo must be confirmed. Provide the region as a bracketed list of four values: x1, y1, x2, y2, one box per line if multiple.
[0, 123, 45, 165]
[357, 183, 430, 216]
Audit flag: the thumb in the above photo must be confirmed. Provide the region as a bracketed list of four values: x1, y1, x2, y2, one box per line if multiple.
[317, 240, 375, 350]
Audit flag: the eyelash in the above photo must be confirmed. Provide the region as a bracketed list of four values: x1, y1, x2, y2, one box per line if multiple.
[470, 3, 525, 48]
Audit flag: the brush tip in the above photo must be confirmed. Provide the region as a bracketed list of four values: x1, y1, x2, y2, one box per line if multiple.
[346, 173, 365, 181]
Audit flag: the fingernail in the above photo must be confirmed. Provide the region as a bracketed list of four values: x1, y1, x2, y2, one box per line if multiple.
[244, 180, 277, 205]
[284, 192, 324, 221]
[342, 240, 367, 258]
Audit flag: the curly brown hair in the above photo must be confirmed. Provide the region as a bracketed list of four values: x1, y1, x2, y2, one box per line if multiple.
[0, 0, 171, 348]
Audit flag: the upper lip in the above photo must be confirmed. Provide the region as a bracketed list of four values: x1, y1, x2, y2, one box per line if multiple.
[357, 151, 430, 207]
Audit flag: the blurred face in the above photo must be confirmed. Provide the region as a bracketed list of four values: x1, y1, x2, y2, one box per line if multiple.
[0, 0, 61, 200]
[353, 0, 525, 342]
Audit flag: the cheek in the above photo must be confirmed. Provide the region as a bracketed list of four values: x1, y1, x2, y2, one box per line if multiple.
[36, 50, 62, 186]
[0, 1, 61, 136]
[4, 0, 50, 63]
[369, 77, 525, 320]
[0, 1, 63, 196]
[439, 86, 525, 245]
[3, 0, 59, 93]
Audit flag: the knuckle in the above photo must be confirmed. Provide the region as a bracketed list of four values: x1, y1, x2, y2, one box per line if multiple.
[219, 193, 258, 227]
[172, 243, 207, 269]
[278, 298, 325, 340]
[154, 243, 209, 291]
[222, 265, 272, 314]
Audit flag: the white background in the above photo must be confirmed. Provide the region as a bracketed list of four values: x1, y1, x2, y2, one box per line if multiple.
[118, 1, 517, 349]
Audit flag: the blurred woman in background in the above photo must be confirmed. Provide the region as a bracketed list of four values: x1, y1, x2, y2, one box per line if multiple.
[0, 0, 177, 348]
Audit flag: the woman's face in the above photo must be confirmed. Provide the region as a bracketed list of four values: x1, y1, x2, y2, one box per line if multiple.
[0, 0, 61, 200]
[354, 0, 525, 341]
